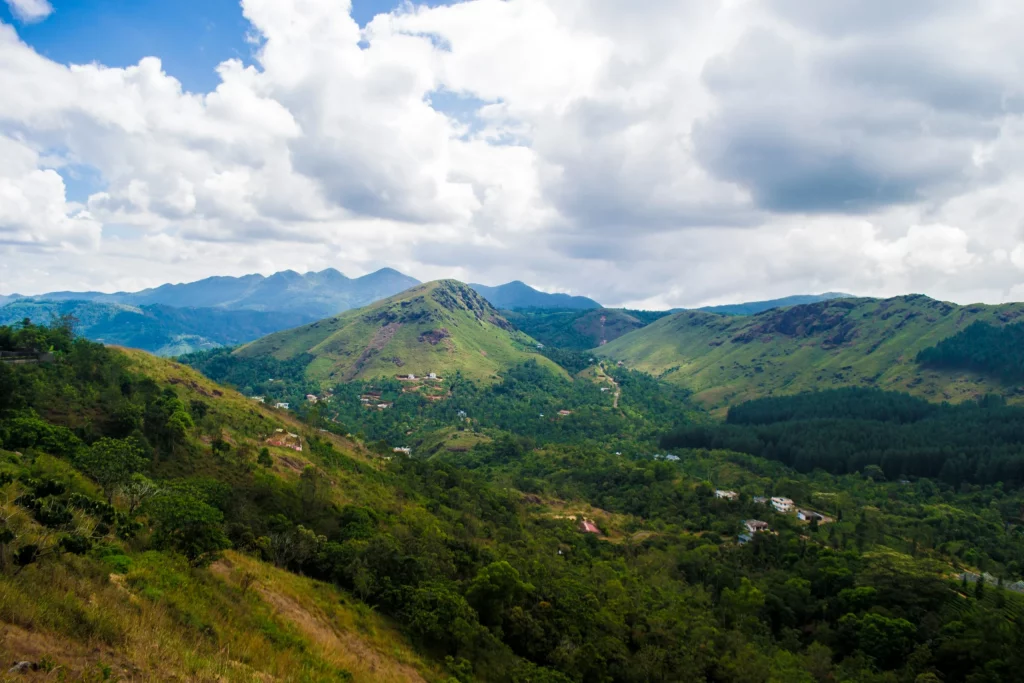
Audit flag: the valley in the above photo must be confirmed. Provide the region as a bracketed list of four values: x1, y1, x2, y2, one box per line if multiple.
[7, 282, 1024, 682]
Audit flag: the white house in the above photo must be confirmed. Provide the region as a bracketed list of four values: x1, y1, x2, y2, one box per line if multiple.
[250, 396, 265, 403]
[274, 402, 290, 410]
[428, 372, 437, 379]
[715, 490, 739, 501]
[771, 497, 794, 513]
[393, 447, 412, 455]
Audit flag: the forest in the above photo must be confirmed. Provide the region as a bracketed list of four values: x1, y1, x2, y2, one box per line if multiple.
[5, 321, 1024, 680]
[662, 388, 1024, 485]
[917, 320, 1024, 384]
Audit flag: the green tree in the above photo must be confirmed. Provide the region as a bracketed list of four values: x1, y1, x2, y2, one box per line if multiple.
[76, 437, 148, 501]
[258, 447, 273, 468]
[466, 561, 533, 630]
[146, 492, 229, 566]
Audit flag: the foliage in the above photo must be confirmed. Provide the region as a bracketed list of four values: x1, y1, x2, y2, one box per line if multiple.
[918, 320, 1024, 383]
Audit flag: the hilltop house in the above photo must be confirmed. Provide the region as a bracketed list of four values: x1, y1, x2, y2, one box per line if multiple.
[745, 520, 770, 534]
[771, 497, 794, 513]
[715, 490, 739, 501]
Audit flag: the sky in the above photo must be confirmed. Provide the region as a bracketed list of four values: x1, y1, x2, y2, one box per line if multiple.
[1, 0, 1024, 309]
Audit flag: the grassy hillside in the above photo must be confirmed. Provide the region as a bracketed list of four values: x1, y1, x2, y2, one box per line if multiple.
[0, 299, 312, 356]
[504, 308, 671, 350]
[235, 280, 563, 385]
[696, 292, 854, 316]
[597, 294, 1024, 410]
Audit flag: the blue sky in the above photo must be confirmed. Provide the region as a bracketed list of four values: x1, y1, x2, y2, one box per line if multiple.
[0, 0, 455, 93]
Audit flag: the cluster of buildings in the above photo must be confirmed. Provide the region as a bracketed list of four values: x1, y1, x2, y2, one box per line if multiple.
[714, 491, 832, 544]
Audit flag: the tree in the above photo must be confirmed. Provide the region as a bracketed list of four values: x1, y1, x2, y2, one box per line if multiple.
[146, 492, 229, 566]
[258, 447, 273, 468]
[466, 561, 533, 630]
[118, 473, 159, 514]
[76, 437, 148, 502]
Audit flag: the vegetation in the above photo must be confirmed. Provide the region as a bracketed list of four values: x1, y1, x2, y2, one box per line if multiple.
[598, 294, 1024, 410]
[0, 299, 314, 356]
[233, 280, 565, 385]
[503, 308, 670, 350]
[918, 320, 1024, 384]
[8, 314, 1024, 681]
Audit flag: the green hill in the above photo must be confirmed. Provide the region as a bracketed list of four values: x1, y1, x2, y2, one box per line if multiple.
[503, 308, 672, 350]
[235, 280, 563, 385]
[695, 292, 855, 316]
[597, 294, 1024, 410]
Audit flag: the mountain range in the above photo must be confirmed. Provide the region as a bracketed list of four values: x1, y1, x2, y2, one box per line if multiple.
[0, 299, 311, 357]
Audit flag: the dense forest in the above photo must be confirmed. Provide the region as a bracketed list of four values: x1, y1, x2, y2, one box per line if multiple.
[917, 320, 1024, 384]
[7, 320, 1024, 680]
[662, 388, 1024, 486]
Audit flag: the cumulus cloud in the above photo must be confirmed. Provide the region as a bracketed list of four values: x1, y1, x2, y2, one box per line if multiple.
[3, 0, 1024, 307]
[3, 0, 52, 23]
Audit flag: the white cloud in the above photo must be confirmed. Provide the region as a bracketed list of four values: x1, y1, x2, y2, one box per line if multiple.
[3, 0, 1024, 307]
[3, 0, 52, 23]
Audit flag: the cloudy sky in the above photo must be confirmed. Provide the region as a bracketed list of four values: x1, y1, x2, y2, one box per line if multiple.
[2, 0, 1024, 308]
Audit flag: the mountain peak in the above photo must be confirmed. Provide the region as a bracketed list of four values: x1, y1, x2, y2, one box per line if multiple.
[469, 281, 601, 310]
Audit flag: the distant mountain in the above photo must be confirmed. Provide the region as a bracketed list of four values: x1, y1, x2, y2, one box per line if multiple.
[504, 308, 672, 350]
[236, 280, 563, 384]
[7, 268, 421, 319]
[597, 295, 1024, 411]
[470, 281, 600, 310]
[695, 292, 855, 316]
[0, 299, 312, 356]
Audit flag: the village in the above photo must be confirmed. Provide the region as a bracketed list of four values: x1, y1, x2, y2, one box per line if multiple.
[709, 490, 835, 544]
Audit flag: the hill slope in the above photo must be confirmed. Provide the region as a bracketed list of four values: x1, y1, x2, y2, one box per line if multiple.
[696, 292, 854, 316]
[9, 267, 420, 319]
[236, 280, 563, 384]
[597, 294, 1024, 409]
[0, 299, 312, 356]
[504, 308, 672, 350]
[470, 280, 600, 309]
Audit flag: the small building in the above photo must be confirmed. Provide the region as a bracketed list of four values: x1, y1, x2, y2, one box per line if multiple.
[393, 447, 412, 455]
[457, 410, 468, 418]
[428, 372, 437, 380]
[250, 396, 265, 403]
[745, 520, 770, 534]
[559, 410, 573, 416]
[536, 343, 544, 349]
[306, 394, 318, 403]
[796, 509, 832, 524]
[715, 489, 739, 501]
[738, 533, 753, 545]
[771, 496, 794, 513]
[274, 402, 290, 410]
[579, 519, 601, 534]
[377, 403, 392, 409]
[753, 496, 768, 504]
